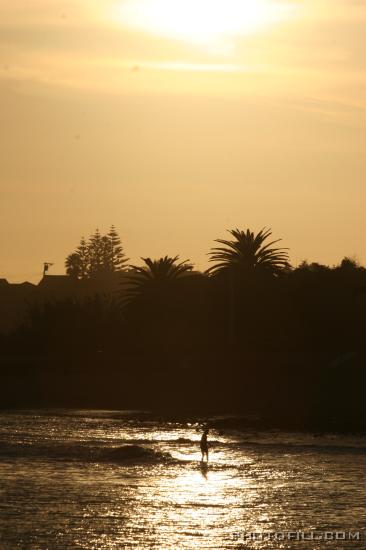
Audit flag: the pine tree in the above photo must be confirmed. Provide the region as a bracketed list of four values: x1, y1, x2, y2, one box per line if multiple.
[65, 253, 82, 279]
[107, 225, 128, 271]
[76, 237, 90, 279]
[66, 227, 128, 278]
[101, 235, 114, 272]
[88, 229, 104, 275]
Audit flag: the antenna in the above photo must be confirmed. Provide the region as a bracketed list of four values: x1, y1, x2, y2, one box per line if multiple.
[43, 262, 54, 276]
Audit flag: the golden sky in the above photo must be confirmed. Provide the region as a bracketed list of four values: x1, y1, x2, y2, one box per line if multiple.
[1, 0, 365, 281]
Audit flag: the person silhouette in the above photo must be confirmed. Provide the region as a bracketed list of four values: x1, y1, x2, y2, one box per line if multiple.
[200, 428, 209, 461]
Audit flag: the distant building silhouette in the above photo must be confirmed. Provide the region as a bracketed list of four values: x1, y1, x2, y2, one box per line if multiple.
[0, 272, 131, 333]
[0, 279, 37, 332]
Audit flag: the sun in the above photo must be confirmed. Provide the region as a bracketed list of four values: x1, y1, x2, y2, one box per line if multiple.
[115, 0, 293, 46]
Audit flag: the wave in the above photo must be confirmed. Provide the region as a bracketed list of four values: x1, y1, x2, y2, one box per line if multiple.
[0, 442, 177, 464]
[101, 445, 173, 463]
[103, 437, 221, 445]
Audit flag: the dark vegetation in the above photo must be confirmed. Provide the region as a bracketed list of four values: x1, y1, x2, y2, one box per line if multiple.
[1, 226, 366, 431]
[65, 226, 128, 278]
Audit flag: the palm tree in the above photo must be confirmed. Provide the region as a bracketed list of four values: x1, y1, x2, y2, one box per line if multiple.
[125, 256, 193, 299]
[208, 228, 289, 348]
[208, 227, 290, 277]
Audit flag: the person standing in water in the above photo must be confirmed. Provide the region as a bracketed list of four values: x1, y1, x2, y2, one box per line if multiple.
[200, 428, 209, 461]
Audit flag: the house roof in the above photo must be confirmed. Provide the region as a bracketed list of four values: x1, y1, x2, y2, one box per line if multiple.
[37, 275, 74, 288]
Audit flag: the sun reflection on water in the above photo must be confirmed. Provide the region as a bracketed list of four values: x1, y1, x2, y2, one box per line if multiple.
[1, 412, 366, 548]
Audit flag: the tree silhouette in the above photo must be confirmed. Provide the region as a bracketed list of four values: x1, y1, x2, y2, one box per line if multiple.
[65, 227, 128, 279]
[88, 229, 104, 275]
[127, 256, 193, 298]
[208, 227, 290, 277]
[65, 253, 83, 279]
[108, 225, 128, 271]
[339, 257, 359, 270]
[76, 237, 90, 278]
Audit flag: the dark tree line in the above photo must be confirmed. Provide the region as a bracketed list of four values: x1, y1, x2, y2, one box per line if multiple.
[2, 226, 366, 428]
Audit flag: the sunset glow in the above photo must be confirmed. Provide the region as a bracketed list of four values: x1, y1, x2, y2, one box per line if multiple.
[116, 0, 294, 46]
[1, 1, 366, 545]
[1, 0, 365, 281]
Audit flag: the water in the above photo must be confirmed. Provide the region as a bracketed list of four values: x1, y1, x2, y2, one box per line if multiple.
[0, 410, 365, 549]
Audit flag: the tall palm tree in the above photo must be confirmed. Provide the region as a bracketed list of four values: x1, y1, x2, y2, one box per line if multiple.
[208, 228, 290, 276]
[208, 228, 289, 348]
[125, 256, 193, 299]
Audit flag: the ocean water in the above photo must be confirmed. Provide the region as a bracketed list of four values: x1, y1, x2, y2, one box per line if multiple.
[0, 410, 365, 549]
